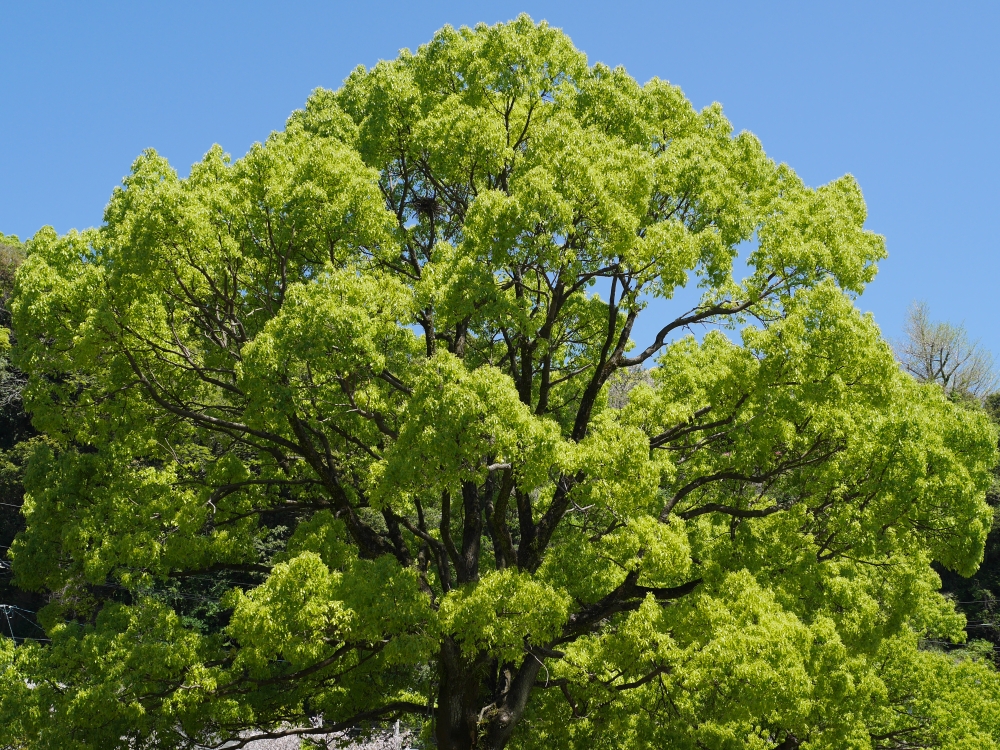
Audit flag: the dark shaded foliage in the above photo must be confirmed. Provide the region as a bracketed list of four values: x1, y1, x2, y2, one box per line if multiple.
[0, 236, 46, 641]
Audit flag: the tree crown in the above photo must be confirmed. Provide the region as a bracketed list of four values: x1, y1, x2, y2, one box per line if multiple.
[3, 16, 998, 750]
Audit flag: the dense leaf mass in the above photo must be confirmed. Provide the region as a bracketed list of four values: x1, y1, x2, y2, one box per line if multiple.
[2, 16, 999, 750]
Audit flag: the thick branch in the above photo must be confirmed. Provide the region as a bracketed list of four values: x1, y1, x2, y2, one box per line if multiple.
[460, 481, 482, 582]
[659, 440, 842, 521]
[561, 572, 702, 643]
[119, 346, 303, 455]
[621, 290, 774, 368]
[287, 413, 397, 560]
[209, 701, 431, 750]
[648, 397, 748, 449]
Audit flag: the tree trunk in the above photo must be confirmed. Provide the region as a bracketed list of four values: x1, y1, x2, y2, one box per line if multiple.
[435, 639, 543, 750]
[435, 638, 491, 750]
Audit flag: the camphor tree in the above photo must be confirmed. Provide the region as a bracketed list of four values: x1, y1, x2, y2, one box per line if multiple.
[2, 16, 1000, 750]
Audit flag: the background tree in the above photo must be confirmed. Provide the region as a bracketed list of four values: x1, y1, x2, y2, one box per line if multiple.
[894, 301, 1000, 664]
[2, 17, 999, 750]
[0, 233, 27, 411]
[895, 301, 998, 400]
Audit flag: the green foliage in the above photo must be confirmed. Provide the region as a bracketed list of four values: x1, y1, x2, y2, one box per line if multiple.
[936, 392, 1000, 667]
[439, 568, 570, 662]
[2, 15, 998, 750]
[0, 231, 25, 382]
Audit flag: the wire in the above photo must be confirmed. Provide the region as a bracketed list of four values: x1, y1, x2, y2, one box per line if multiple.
[0, 605, 48, 643]
[8, 607, 44, 633]
[1, 605, 13, 640]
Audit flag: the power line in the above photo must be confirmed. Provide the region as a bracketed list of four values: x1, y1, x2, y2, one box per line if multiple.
[1, 604, 13, 640]
[0, 604, 48, 643]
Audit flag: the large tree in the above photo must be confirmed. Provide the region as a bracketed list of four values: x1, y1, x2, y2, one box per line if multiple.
[2, 17, 999, 750]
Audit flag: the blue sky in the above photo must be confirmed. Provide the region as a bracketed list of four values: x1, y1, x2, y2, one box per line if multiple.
[2, 1, 998, 355]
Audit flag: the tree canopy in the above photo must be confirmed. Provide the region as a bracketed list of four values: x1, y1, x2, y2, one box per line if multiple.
[2, 16, 999, 750]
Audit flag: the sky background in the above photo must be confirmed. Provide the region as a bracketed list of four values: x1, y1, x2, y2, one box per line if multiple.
[2, 1, 998, 355]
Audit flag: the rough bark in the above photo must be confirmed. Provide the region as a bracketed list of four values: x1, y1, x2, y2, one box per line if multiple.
[435, 638, 545, 750]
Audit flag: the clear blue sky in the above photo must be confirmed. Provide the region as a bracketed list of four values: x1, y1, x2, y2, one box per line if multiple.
[2, 1, 998, 354]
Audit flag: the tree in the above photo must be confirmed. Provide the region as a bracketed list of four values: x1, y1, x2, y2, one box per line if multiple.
[895, 301, 997, 399]
[2, 16, 999, 750]
[0, 232, 45, 645]
[0, 233, 27, 411]
[894, 304, 1000, 662]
